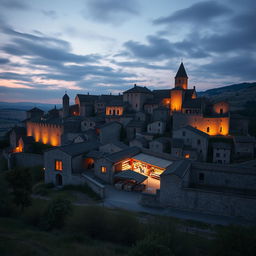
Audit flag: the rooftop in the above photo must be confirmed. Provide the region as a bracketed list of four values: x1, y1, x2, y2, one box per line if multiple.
[124, 84, 152, 94]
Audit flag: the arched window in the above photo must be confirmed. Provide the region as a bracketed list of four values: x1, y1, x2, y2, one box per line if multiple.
[207, 127, 210, 133]
[220, 127, 222, 133]
[220, 108, 223, 114]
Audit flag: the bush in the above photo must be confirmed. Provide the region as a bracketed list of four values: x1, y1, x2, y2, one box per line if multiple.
[0, 176, 15, 217]
[29, 165, 44, 185]
[0, 155, 8, 171]
[5, 167, 33, 212]
[33, 182, 53, 196]
[43, 197, 73, 230]
[128, 234, 174, 256]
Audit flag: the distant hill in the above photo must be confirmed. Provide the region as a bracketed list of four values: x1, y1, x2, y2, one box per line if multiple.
[0, 102, 61, 111]
[199, 82, 256, 111]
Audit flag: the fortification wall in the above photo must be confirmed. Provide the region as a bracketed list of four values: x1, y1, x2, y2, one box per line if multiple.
[27, 121, 63, 146]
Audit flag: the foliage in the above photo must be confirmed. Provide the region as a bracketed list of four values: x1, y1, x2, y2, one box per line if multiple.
[5, 167, 33, 212]
[43, 197, 73, 230]
[0, 176, 14, 217]
[33, 182, 54, 196]
[28, 165, 44, 184]
[0, 155, 8, 171]
[128, 234, 173, 256]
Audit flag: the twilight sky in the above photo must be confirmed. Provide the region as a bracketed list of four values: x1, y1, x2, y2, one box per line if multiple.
[0, 0, 255, 104]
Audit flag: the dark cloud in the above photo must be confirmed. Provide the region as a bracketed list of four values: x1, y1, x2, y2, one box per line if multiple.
[83, 0, 139, 24]
[2, 37, 100, 63]
[123, 35, 178, 60]
[122, 34, 210, 60]
[41, 10, 57, 19]
[201, 56, 256, 80]
[0, 72, 32, 82]
[112, 60, 170, 70]
[0, 0, 29, 10]
[153, 1, 231, 25]
[0, 58, 9, 64]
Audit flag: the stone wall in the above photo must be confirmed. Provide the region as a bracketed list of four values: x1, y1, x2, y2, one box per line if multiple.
[81, 174, 105, 198]
[160, 174, 256, 221]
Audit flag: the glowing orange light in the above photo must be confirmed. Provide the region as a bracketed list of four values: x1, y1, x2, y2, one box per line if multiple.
[55, 160, 63, 171]
[185, 154, 190, 159]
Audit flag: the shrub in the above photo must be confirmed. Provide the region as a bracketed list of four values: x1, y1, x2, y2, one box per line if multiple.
[5, 167, 33, 212]
[0, 176, 15, 217]
[29, 165, 44, 184]
[128, 234, 174, 256]
[43, 197, 73, 230]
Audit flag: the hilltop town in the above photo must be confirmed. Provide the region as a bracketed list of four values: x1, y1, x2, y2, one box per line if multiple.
[4, 63, 256, 221]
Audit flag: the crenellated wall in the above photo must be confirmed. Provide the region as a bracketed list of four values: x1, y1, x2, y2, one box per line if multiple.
[27, 121, 63, 146]
[173, 113, 230, 135]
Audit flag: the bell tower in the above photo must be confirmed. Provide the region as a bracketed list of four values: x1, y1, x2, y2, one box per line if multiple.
[62, 92, 69, 118]
[175, 62, 188, 90]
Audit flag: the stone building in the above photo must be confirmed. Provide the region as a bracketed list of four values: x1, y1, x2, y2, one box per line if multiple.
[212, 142, 231, 164]
[159, 161, 256, 221]
[172, 126, 209, 161]
[147, 120, 166, 135]
[123, 84, 153, 112]
[44, 141, 100, 186]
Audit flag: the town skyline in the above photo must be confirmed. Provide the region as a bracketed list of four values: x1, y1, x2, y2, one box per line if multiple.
[0, 0, 255, 104]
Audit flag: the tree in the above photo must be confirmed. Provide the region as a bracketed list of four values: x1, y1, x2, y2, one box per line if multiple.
[6, 167, 33, 212]
[43, 197, 72, 230]
[0, 176, 13, 216]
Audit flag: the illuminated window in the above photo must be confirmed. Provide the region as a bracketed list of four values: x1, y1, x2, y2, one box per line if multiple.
[185, 154, 190, 159]
[55, 160, 63, 171]
[101, 166, 107, 173]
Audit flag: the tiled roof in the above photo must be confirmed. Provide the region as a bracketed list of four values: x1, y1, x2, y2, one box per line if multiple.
[163, 160, 191, 177]
[152, 89, 171, 99]
[124, 84, 152, 94]
[115, 169, 147, 183]
[58, 141, 100, 156]
[27, 107, 44, 113]
[183, 126, 209, 138]
[106, 146, 141, 163]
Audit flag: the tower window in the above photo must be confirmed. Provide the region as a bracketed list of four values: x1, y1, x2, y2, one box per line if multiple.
[182, 131, 186, 136]
[220, 108, 223, 114]
[220, 127, 222, 132]
[207, 127, 210, 133]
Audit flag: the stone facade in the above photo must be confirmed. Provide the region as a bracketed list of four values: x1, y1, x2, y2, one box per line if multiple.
[160, 162, 256, 221]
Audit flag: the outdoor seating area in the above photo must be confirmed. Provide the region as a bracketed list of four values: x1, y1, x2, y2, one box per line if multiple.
[114, 170, 147, 192]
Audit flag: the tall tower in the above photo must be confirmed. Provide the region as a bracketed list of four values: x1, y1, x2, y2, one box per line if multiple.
[175, 62, 188, 90]
[62, 92, 69, 118]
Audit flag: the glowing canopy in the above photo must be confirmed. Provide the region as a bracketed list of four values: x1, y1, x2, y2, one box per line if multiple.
[132, 153, 172, 169]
